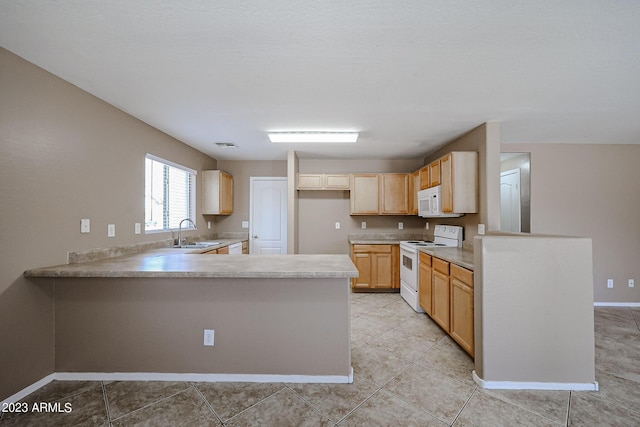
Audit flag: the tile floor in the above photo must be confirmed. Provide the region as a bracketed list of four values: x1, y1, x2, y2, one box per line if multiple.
[2, 293, 639, 426]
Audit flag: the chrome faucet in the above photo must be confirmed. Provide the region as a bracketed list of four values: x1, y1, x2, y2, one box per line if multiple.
[177, 218, 197, 247]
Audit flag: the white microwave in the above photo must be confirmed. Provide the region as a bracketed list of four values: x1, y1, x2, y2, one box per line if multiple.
[417, 186, 463, 218]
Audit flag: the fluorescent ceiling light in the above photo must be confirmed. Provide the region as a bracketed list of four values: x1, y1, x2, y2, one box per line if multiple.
[268, 132, 359, 143]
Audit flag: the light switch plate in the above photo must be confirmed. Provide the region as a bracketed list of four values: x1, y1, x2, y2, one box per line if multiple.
[203, 329, 215, 346]
[478, 224, 485, 235]
[242, 221, 249, 229]
[335, 222, 341, 230]
[108, 224, 116, 237]
[134, 223, 141, 234]
[80, 219, 90, 233]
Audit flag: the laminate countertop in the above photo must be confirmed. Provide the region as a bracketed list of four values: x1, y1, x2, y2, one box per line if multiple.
[417, 247, 474, 271]
[24, 250, 359, 279]
[348, 235, 474, 270]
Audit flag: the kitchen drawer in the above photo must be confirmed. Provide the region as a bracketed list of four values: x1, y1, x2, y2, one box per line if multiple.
[352, 244, 392, 253]
[451, 264, 473, 287]
[433, 257, 449, 275]
[419, 252, 432, 266]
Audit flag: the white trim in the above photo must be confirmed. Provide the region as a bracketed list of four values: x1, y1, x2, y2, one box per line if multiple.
[1, 369, 353, 404]
[472, 370, 599, 391]
[1, 373, 56, 405]
[594, 302, 640, 307]
[145, 153, 197, 175]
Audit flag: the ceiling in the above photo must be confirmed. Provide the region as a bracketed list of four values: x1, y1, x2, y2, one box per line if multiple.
[1, 1, 639, 161]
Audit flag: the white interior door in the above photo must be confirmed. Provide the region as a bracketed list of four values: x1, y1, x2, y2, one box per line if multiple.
[500, 168, 521, 232]
[250, 177, 288, 254]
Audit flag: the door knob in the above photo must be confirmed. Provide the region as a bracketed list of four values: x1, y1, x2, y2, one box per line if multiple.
[253, 235, 259, 239]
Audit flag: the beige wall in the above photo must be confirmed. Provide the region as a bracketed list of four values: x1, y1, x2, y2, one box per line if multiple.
[0, 48, 217, 400]
[422, 122, 502, 246]
[502, 143, 640, 303]
[53, 277, 351, 377]
[298, 159, 426, 254]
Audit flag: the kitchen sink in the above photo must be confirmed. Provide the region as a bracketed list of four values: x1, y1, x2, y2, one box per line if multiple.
[173, 241, 221, 248]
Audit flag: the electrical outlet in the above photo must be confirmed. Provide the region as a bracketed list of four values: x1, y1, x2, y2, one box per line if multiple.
[629, 279, 635, 288]
[425, 222, 429, 230]
[204, 329, 215, 346]
[607, 279, 614, 288]
[361, 222, 367, 229]
[242, 221, 249, 229]
[335, 222, 341, 230]
[134, 223, 141, 234]
[80, 219, 90, 233]
[478, 224, 486, 235]
[398, 222, 404, 230]
[107, 224, 116, 238]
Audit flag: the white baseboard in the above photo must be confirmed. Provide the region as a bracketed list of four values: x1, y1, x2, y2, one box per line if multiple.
[472, 371, 599, 391]
[1, 373, 57, 406]
[594, 302, 640, 307]
[55, 370, 355, 384]
[2, 369, 354, 404]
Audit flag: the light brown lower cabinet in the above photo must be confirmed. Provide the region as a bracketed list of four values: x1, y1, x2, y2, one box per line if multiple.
[351, 244, 399, 291]
[204, 246, 230, 254]
[421, 254, 475, 357]
[418, 253, 433, 315]
[431, 257, 450, 332]
[450, 264, 474, 356]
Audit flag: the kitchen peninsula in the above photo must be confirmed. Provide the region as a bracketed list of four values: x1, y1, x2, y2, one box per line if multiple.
[24, 249, 358, 384]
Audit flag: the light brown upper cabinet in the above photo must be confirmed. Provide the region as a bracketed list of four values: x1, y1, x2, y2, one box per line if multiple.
[429, 160, 441, 187]
[297, 173, 323, 189]
[297, 173, 350, 190]
[350, 174, 380, 214]
[408, 170, 420, 215]
[379, 173, 409, 215]
[202, 170, 233, 215]
[440, 152, 478, 214]
[350, 173, 409, 215]
[419, 165, 429, 190]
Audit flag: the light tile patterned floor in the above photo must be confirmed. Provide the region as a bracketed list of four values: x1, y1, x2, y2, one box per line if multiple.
[2, 294, 639, 426]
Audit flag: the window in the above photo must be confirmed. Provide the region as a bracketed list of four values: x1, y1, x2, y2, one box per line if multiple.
[145, 154, 197, 232]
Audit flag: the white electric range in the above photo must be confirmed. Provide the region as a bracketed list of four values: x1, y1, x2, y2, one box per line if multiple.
[399, 225, 464, 312]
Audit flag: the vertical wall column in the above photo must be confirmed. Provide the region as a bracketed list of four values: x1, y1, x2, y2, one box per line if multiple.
[287, 151, 299, 254]
[473, 233, 597, 390]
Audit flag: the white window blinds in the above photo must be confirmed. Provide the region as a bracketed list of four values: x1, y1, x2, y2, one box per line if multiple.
[145, 154, 196, 232]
